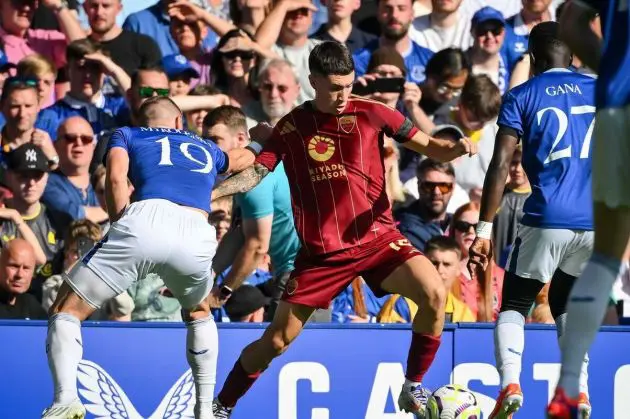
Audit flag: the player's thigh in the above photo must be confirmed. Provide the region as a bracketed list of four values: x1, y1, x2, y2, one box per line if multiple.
[506, 226, 575, 283]
[262, 300, 315, 349]
[379, 254, 444, 308]
[49, 281, 97, 320]
[558, 231, 594, 277]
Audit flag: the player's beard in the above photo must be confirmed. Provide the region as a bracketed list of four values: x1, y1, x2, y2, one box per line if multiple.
[382, 21, 411, 42]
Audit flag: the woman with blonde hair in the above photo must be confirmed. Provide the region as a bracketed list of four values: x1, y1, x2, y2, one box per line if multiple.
[16, 54, 58, 108]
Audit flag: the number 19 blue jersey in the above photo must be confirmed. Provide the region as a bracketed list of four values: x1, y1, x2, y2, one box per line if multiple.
[497, 68, 597, 230]
[108, 127, 229, 213]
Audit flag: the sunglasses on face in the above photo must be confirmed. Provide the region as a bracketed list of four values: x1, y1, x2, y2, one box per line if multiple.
[454, 220, 478, 233]
[436, 82, 463, 97]
[61, 133, 94, 144]
[4, 77, 38, 88]
[419, 181, 454, 194]
[138, 86, 170, 98]
[260, 82, 290, 94]
[222, 50, 255, 61]
[475, 23, 503, 38]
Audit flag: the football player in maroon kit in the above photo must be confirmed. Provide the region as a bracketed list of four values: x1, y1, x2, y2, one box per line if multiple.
[210, 41, 476, 418]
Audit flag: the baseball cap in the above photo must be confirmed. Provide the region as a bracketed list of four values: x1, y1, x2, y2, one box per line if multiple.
[5, 143, 50, 173]
[0, 49, 16, 73]
[431, 124, 465, 141]
[471, 6, 505, 27]
[224, 285, 271, 320]
[162, 54, 200, 80]
[367, 48, 406, 77]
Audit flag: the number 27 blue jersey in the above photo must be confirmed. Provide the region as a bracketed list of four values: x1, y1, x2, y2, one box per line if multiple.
[108, 127, 229, 213]
[497, 68, 597, 230]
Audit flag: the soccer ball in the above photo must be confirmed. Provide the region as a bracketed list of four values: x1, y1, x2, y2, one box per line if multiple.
[425, 384, 481, 419]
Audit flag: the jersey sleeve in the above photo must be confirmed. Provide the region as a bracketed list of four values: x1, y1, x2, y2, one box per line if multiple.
[107, 127, 131, 153]
[255, 125, 285, 171]
[496, 90, 524, 139]
[208, 142, 229, 174]
[237, 175, 275, 219]
[375, 102, 419, 143]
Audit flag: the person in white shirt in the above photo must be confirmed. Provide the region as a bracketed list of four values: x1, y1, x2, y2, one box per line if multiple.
[410, 0, 473, 51]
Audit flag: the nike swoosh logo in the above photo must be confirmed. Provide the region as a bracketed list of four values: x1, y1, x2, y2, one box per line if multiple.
[508, 348, 522, 356]
[188, 349, 208, 355]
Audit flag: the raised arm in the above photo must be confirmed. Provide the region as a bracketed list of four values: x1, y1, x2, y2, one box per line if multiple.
[43, 0, 86, 42]
[402, 130, 476, 162]
[255, 0, 317, 50]
[211, 163, 270, 201]
[558, 0, 602, 72]
[105, 147, 131, 223]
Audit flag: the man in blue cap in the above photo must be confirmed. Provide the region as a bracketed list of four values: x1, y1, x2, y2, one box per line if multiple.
[162, 53, 201, 96]
[467, 6, 510, 95]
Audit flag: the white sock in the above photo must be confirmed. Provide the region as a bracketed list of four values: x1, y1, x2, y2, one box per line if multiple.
[47, 313, 83, 405]
[558, 254, 620, 398]
[186, 317, 219, 411]
[495, 310, 525, 389]
[555, 313, 589, 396]
[404, 379, 422, 390]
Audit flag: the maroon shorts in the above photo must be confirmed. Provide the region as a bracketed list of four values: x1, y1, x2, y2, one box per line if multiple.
[283, 229, 422, 309]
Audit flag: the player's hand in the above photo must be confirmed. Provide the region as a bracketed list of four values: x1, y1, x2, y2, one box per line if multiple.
[454, 136, 477, 158]
[30, 129, 59, 163]
[249, 122, 274, 145]
[402, 82, 422, 109]
[281, 0, 318, 13]
[348, 314, 370, 323]
[168, 0, 206, 23]
[467, 237, 492, 276]
[208, 286, 228, 308]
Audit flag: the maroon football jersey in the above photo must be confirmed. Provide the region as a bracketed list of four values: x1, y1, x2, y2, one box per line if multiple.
[256, 97, 419, 255]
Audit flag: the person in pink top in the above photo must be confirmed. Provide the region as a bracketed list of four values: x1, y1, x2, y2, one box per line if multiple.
[449, 201, 504, 320]
[0, 0, 85, 78]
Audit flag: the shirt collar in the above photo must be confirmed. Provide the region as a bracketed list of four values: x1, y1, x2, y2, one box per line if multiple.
[544, 68, 572, 74]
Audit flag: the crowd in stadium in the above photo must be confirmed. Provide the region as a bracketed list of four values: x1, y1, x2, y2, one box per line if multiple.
[0, 0, 625, 325]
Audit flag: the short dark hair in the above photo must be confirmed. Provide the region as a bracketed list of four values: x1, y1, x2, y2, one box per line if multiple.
[460, 74, 502, 122]
[66, 38, 107, 62]
[309, 41, 355, 77]
[137, 96, 182, 126]
[425, 48, 470, 82]
[0, 77, 38, 104]
[425, 236, 462, 259]
[416, 158, 455, 179]
[203, 105, 248, 132]
[529, 22, 571, 65]
[131, 65, 168, 88]
[189, 84, 222, 96]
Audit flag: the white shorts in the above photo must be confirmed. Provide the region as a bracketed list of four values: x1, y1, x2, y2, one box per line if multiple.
[506, 225, 594, 283]
[66, 199, 217, 310]
[592, 106, 630, 208]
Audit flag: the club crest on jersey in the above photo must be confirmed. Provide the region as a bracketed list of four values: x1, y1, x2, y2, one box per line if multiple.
[338, 115, 356, 133]
[280, 121, 296, 135]
[308, 136, 335, 162]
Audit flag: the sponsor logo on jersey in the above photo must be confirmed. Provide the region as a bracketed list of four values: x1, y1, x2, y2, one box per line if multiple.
[308, 136, 335, 162]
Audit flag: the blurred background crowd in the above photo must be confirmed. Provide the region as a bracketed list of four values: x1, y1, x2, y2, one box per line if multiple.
[0, 0, 627, 325]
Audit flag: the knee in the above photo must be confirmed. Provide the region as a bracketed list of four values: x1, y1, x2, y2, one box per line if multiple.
[266, 331, 292, 357]
[412, 278, 447, 314]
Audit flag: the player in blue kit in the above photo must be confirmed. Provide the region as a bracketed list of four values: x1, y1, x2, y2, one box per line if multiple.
[41, 97, 261, 419]
[548, 1, 630, 418]
[468, 22, 596, 419]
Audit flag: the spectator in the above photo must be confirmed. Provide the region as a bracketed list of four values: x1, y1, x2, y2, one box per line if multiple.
[333, 278, 406, 322]
[36, 39, 131, 140]
[42, 116, 108, 223]
[311, 0, 376, 52]
[493, 145, 531, 267]
[123, 0, 218, 57]
[0, 50, 16, 95]
[168, 15, 212, 88]
[185, 84, 223, 135]
[210, 30, 261, 110]
[84, 0, 163, 77]
[210, 209, 231, 242]
[229, 0, 272, 34]
[202, 105, 249, 151]
[41, 219, 134, 321]
[0, 238, 46, 319]
[224, 285, 270, 322]
[0, 77, 59, 168]
[395, 158, 455, 252]
[255, 0, 321, 104]
[353, 0, 434, 84]
[0, 0, 85, 71]
[433, 74, 502, 193]
[16, 54, 57, 108]
[30, 0, 80, 31]
[2, 143, 72, 291]
[449, 202, 503, 320]
[256, 58, 301, 126]
[163, 54, 200, 96]
[410, 0, 473, 51]
[504, 0, 555, 68]
[467, 6, 510, 95]
[425, 236, 476, 322]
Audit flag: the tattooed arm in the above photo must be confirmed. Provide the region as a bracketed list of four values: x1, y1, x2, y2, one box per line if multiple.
[212, 163, 270, 201]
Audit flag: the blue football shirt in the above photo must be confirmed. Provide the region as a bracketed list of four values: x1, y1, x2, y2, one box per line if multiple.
[497, 68, 597, 230]
[353, 39, 434, 83]
[108, 127, 228, 213]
